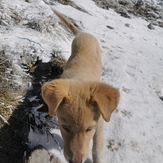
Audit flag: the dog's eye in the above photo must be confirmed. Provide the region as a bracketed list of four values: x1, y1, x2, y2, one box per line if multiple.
[62, 125, 70, 132]
[86, 127, 93, 132]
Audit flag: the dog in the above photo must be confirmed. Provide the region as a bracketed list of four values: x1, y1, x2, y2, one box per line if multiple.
[42, 7, 120, 163]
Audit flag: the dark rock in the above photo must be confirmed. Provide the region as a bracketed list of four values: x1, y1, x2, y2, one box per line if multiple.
[158, 21, 163, 28]
[106, 25, 114, 29]
[147, 23, 155, 30]
[159, 97, 163, 101]
[125, 23, 130, 27]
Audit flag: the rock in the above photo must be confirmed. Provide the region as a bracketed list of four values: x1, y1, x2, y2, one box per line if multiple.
[159, 97, 163, 101]
[26, 145, 61, 163]
[125, 23, 130, 27]
[106, 25, 114, 29]
[158, 21, 163, 28]
[147, 23, 155, 30]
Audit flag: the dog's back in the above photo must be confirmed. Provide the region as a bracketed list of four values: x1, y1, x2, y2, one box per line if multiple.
[42, 7, 120, 163]
[51, 7, 102, 81]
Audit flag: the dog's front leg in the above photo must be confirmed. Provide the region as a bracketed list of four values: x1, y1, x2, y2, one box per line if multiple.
[92, 116, 104, 163]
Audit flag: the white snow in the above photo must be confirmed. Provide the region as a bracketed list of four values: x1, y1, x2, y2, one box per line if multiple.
[1, 0, 163, 162]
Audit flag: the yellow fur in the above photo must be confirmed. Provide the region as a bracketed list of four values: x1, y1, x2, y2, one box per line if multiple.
[42, 8, 120, 163]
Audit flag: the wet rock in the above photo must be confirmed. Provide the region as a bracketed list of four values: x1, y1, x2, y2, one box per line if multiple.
[26, 145, 61, 163]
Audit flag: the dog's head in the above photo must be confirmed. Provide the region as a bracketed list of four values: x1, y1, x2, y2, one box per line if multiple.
[42, 79, 119, 163]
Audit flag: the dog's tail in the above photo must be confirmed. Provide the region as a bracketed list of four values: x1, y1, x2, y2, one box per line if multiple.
[51, 7, 80, 35]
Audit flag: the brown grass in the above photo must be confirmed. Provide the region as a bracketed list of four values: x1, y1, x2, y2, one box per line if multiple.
[0, 52, 65, 163]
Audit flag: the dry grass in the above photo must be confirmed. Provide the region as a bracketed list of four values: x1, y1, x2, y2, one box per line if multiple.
[0, 50, 23, 127]
[0, 51, 28, 163]
[0, 51, 17, 126]
[0, 52, 66, 163]
[0, 88, 19, 126]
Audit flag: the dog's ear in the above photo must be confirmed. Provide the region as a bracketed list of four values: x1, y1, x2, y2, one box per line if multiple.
[42, 79, 70, 116]
[91, 83, 120, 122]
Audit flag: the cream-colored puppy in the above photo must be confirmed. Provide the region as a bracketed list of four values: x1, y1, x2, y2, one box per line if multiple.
[42, 8, 120, 163]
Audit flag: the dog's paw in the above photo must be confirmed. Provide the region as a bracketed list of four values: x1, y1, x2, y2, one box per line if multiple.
[121, 110, 132, 119]
[107, 139, 122, 152]
[126, 64, 136, 77]
[122, 87, 131, 93]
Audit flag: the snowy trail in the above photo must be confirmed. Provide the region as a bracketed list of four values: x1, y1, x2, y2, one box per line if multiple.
[0, 0, 163, 162]
[54, 1, 163, 162]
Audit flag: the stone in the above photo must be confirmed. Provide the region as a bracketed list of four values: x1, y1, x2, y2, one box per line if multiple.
[147, 23, 155, 30]
[159, 97, 163, 101]
[125, 23, 130, 27]
[158, 21, 163, 28]
[106, 25, 114, 29]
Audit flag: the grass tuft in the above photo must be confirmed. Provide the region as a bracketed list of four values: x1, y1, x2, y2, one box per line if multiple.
[0, 51, 65, 163]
